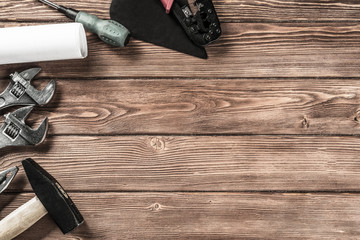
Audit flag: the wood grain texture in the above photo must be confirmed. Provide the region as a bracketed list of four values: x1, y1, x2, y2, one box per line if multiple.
[1, 0, 360, 22]
[11, 77, 360, 135]
[1, 23, 360, 78]
[1, 0, 360, 239]
[3, 135, 360, 192]
[1, 192, 360, 239]
[1, 77, 360, 135]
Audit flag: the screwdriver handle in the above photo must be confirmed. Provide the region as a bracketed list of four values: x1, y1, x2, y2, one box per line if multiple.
[75, 12, 130, 47]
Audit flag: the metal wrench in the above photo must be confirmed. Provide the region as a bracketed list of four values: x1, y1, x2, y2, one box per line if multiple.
[0, 68, 55, 110]
[0, 166, 19, 194]
[0, 106, 48, 150]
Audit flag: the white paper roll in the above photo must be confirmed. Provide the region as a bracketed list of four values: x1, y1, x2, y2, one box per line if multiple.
[0, 23, 88, 65]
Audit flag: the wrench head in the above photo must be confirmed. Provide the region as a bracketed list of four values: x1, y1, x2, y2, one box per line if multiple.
[26, 116, 48, 145]
[27, 79, 56, 106]
[12, 68, 56, 106]
[3, 106, 48, 146]
[0, 68, 55, 110]
[10, 105, 34, 123]
[19, 68, 42, 82]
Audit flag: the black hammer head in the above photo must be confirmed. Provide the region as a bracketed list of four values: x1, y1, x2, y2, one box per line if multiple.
[22, 158, 84, 234]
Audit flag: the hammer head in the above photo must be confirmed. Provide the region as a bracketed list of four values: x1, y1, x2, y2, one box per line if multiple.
[22, 158, 84, 234]
[4, 106, 48, 146]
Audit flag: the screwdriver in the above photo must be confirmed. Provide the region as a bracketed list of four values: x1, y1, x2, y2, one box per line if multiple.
[38, 0, 130, 47]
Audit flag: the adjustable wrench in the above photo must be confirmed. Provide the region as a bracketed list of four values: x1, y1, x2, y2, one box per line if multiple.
[0, 68, 55, 110]
[0, 106, 48, 150]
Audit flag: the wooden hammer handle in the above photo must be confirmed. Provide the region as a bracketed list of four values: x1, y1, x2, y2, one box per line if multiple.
[0, 196, 48, 240]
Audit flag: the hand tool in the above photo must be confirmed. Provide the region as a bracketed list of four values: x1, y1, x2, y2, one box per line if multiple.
[0, 166, 19, 194]
[110, 0, 208, 59]
[0, 106, 48, 150]
[0, 158, 84, 239]
[38, 0, 130, 47]
[0, 68, 55, 110]
[172, 0, 221, 46]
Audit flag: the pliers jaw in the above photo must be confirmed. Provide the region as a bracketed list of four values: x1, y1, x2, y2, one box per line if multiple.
[0, 166, 19, 194]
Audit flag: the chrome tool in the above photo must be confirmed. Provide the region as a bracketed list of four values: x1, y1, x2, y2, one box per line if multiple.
[0, 166, 19, 194]
[0, 68, 55, 110]
[0, 106, 48, 150]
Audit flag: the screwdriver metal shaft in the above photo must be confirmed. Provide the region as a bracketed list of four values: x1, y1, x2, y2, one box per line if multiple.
[38, 0, 130, 47]
[39, 0, 58, 9]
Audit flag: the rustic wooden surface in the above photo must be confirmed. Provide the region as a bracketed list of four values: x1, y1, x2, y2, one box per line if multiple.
[1, 0, 360, 239]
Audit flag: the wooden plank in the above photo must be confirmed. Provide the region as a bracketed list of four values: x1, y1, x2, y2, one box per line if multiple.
[1, 22, 360, 78]
[1, 192, 360, 239]
[3, 135, 360, 192]
[0, 77, 359, 135]
[1, 0, 360, 22]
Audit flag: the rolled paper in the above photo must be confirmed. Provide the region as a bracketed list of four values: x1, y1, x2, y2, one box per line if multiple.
[0, 23, 88, 65]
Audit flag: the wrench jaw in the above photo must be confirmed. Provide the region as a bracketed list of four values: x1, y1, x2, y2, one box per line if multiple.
[19, 68, 42, 82]
[0, 166, 19, 194]
[0, 68, 55, 110]
[0, 106, 48, 150]
[10, 105, 34, 122]
[24, 116, 49, 146]
[27, 79, 56, 106]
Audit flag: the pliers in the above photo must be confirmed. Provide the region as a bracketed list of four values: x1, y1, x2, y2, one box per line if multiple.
[0, 166, 18, 194]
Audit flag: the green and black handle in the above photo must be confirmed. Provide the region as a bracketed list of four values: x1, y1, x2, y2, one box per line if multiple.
[39, 0, 130, 47]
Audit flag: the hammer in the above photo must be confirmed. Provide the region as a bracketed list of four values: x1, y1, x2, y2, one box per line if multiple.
[0, 159, 84, 239]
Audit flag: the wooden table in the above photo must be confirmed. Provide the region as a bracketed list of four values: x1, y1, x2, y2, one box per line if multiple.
[1, 0, 360, 239]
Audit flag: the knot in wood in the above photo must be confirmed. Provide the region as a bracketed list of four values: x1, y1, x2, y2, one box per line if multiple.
[149, 203, 162, 211]
[150, 137, 165, 151]
[354, 110, 360, 122]
[302, 117, 309, 128]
